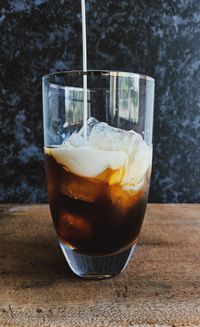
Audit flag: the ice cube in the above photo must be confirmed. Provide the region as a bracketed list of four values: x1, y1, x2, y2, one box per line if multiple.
[89, 122, 142, 153]
[67, 132, 84, 147]
[62, 117, 99, 146]
[59, 210, 92, 240]
[78, 117, 99, 139]
[59, 169, 107, 203]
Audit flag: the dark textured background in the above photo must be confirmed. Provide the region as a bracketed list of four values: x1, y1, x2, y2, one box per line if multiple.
[0, 0, 200, 203]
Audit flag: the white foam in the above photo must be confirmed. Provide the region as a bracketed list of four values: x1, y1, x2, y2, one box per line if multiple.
[49, 143, 126, 178]
[47, 118, 152, 186]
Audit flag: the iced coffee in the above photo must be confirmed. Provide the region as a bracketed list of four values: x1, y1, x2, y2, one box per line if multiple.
[45, 118, 152, 255]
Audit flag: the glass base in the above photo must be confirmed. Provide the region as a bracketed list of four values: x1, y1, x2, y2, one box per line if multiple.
[59, 242, 136, 279]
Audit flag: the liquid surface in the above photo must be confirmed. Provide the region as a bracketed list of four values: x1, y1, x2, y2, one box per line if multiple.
[46, 118, 152, 187]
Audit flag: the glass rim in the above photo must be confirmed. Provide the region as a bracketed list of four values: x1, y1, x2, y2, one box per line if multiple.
[42, 70, 155, 83]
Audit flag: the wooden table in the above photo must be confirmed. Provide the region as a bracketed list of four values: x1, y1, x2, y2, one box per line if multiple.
[0, 204, 200, 327]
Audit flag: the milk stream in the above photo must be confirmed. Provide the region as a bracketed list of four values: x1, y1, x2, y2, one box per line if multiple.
[81, 0, 88, 144]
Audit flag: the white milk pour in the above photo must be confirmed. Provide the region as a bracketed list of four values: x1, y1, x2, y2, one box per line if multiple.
[81, 0, 88, 143]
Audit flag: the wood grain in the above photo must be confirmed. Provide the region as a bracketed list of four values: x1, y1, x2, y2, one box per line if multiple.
[0, 204, 200, 327]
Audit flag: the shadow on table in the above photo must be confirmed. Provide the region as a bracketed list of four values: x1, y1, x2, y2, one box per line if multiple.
[1, 237, 79, 289]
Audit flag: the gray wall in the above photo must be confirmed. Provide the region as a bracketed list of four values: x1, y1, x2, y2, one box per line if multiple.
[0, 0, 200, 203]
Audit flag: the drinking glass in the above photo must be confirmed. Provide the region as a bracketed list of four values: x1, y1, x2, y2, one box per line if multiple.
[42, 70, 155, 279]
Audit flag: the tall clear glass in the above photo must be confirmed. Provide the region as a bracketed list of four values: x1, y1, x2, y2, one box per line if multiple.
[42, 71, 155, 279]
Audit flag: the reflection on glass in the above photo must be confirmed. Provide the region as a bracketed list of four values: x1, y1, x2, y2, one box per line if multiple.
[109, 75, 139, 129]
[65, 87, 91, 127]
[118, 76, 139, 123]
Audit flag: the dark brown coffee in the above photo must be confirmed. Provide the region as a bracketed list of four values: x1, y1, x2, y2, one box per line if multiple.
[45, 149, 149, 255]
